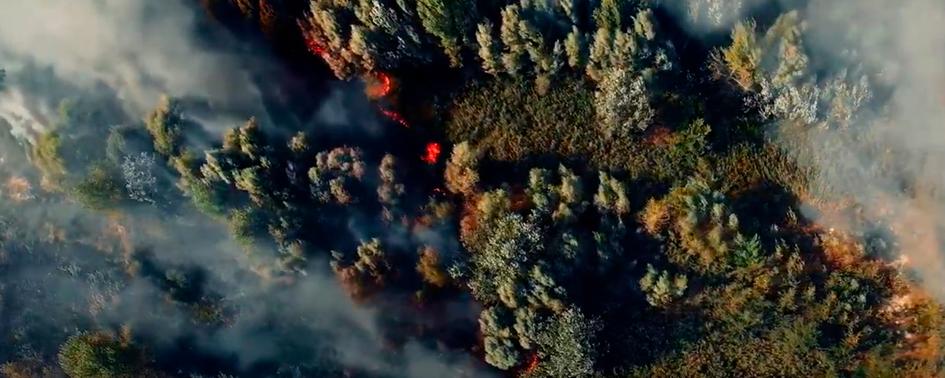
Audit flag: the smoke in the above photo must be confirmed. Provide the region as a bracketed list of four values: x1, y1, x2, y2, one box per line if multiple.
[793, 0, 945, 297]
[0, 1, 490, 376]
[0, 0, 271, 138]
[668, 0, 945, 298]
[659, 0, 781, 34]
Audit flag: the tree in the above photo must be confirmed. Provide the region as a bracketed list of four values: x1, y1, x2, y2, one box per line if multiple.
[717, 21, 761, 90]
[377, 154, 405, 219]
[416, 246, 450, 288]
[534, 307, 599, 377]
[594, 67, 654, 136]
[639, 264, 688, 307]
[73, 162, 126, 210]
[499, 5, 527, 75]
[32, 131, 67, 186]
[332, 238, 392, 300]
[480, 306, 522, 369]
[476, 21, 503, 75]
[58, 332, 143, 378]
[594, 171, 630, 215]
[565, 27, 587, 68]
[417, 0, 477, 67]
[145, 96, 184, 157]
[228, 207, 263, 246]
[444, 142, 480, 195]
[309, 147, 365, 204]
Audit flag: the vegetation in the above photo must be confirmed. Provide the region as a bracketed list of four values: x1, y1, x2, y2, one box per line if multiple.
[0, 0, 942, 377]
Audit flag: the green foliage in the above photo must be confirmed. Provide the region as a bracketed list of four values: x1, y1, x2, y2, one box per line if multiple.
[58, 332, 142, 378]
[447, 76, 596, 162]
[32, 131, 67, 185]
[639, 264, 688, 307]
[145, 96, 183, 157]
[465, 212, 543, 304]
[533, 307, 598, 377]
[309, 147, 365, 205]
[72, 161, 126, 210]
[228, 207, 263, 246]
[594, 67, 654, 136]
[417, 0, 477, 67]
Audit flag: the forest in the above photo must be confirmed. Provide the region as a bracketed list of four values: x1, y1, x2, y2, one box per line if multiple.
[0, 0, 944, 377]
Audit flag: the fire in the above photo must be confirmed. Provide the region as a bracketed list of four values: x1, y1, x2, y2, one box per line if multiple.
[367, 72, 395, 99]
[380, 107, 410, 128]
[376, 72, 393, 97]
[522, 353, 540, 375]
[304, 35, 327, 57]
[423, 142, 441, 165]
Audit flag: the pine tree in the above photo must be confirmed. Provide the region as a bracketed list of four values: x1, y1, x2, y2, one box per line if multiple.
[476, 21, 503, 75]
[417, 0, 477, 67]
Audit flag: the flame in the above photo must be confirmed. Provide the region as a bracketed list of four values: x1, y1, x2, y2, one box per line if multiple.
[376, 72, 393, 97]
[423, 142, 441, 165]
[522, 353, 540, 375]
[367, 72, 395, 99]
[380, 107, 410, 128]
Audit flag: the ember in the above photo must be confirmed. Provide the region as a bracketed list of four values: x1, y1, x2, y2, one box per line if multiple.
[523, 353, 540, 375]
[380, 107, 410, 128]
[423, 142, 441, 165]
[304, 35, 327, 57]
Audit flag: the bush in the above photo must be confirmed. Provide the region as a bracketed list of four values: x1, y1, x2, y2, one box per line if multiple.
[72, 162, 126, 210]
[58, 332, 142, 378]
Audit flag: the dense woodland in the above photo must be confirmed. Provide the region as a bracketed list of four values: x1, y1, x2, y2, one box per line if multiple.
[1, 0, 944, 377]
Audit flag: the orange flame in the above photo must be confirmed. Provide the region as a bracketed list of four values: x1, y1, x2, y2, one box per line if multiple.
[423, 142, 441, 165]
[376, 72, 393, 97]
[367, 72, 395, 99]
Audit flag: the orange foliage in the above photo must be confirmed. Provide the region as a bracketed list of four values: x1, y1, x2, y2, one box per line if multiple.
[4, 176, 34, 202]
[416, 246, 450, 288]
[645, 126, 674, 146]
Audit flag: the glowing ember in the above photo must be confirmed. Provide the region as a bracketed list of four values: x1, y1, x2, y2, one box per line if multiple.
[522, 353, 540, 375]
[423, 142, 441, 165]
[380, 107, 410, 128]
[304, 35, 327, 57]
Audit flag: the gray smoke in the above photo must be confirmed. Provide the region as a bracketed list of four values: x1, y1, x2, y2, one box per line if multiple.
[0, 0, 268, 137]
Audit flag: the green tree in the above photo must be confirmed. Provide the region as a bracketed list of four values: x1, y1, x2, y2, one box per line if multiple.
[58, 332, 142, 378]
[73, 162, 126, 210]
[640, 264, 688, 307]
[476, 21, 503, 75]
[417, 0, 477, 67]
[534, 307, 598, 377]
[229, 207, 263, 246]
[145, 96, 184, 157]
[595, 67, 654, 136]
